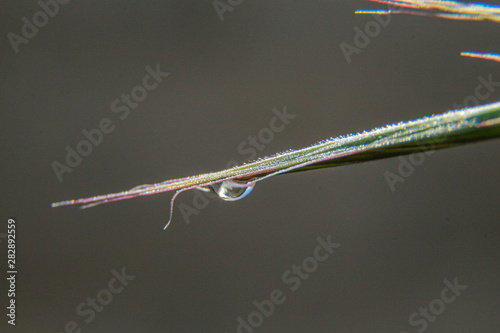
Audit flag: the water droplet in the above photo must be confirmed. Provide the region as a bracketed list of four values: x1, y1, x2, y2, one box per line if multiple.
[209, 180, 255, 201]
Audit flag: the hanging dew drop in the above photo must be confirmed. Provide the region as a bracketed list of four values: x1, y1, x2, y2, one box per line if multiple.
[209, 180, 255, 201]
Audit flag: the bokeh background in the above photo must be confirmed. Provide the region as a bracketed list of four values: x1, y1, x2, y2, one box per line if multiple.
[1, 1, 499, 332]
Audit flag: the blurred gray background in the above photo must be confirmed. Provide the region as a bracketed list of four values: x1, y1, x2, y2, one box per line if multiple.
[1, 1, 499, 332]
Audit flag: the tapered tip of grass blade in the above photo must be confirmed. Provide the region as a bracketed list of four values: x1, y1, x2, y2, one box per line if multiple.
[461, 52, 500, 63]
[355, 9, 391, 15]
